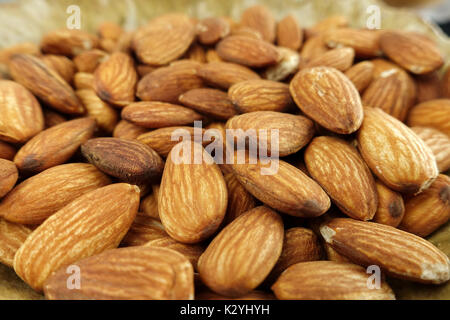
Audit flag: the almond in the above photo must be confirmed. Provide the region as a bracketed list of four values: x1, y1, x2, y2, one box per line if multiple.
[357, 107, 438, 194]
[228, 79, 293, 113]
[407, 99, 450, 136]
[43, 109, 67, 128]
[122, 101, 203, 129]
[305, 136, 378, 221]
[0, 141, 16, 161]
[197, 17, 230, 45]
[43, 246, 194, 300]
[9, 54, 84, 115]
[415, 72, 441, 104]
[121, 215, 167, 246]
[0, 218, 31, 267]
[0, 163, 111, 225]
[372, 179, 405, 227]
[344, 61, 374, 93]
[41, 29, 99, 57]
[370, 58, 402, 79]
[320, 218, 450, 284]
[136, 64, 156, 78]
[14, 183, 140, 292]
[205, 49, 223, 62]
[159, 141, 228, 243]
[324, 243, 352, 263]
[113, 120, 148, 140]
[140, 188, 160, 220]
[76, 89, 118, 133]
[198, 206, 283, 297]
[262, 47, 300, 82]
[399, 174, 450, 237]
[74, 72, 95, 90]
[179, 88, 237, 120]
[98, 21, 124, 41]
[304, 47, 355, 71]
[184, 43, 206, 63]
[94, 52, 137, 107]
[197, 61, 260, 89]
[324, 28, 382, 58]
[276, 15, 303, 51]
[300, 35, 329, 64]
[229, 25, 263, 40]
[0, 80, 44, 143]
[73, 49, 108, 73]
[222, 172, 256, 225]
[380, 31, 444, 74]
[14, 118, 96, 174]
[0, 42, 40, 66]
[81, 137, 164, 184]
[240, 5, 276, 43]
[290, 66, 363, 134]
[41, 54, 76, 84]
[411, 126, 450, 172]
[271, 261, 395, 300]
[0, 159, 18, 199]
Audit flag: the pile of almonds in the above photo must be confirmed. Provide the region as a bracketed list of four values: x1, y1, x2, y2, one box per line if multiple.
[0, 4, 449, 300]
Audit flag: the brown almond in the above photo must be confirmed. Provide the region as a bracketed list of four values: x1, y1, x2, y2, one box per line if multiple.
[324, 28, 382, 58]
[415, 72, 441, 104]
[197, 17, 230, 45]
[276, 15, 303, 51]
[179, 88, 237, 120]
[184, 43, 206, 63]
[41, 29, 99, 57]
[205, 49, 223, 63]
[198, 61, 260, 89]
[240, 5, 276, 43]
[139, 188, 160, 220]
[344, 61, 374, 93]
[41, 54, 76, 84]
[113, 120, 148, 140]
[372, 179, 405, 227]
[121, 215, 167, 246]
[0, 218, 31, 267]
[407, 99, 450, 136]
[43, 109, 67, 128]
[0, 141, 16, 161]
[304, 47, 355, 71]
[74, 72, 95, 90]
[411, 126, 450, 172]
[300, 35, 329, 64]
[223, 172, 256, 225]
[0, 42, 40, 66]
[0, 159, 18, 198]
[73, 49, 109, 73]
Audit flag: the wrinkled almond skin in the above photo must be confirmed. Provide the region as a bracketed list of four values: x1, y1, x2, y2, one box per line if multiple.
[276, 14, 303, 51]
[198, 61, 260, 89]
[113, 120, 148, 141]
[228, 80, 293, 113]
[73, 49, 108, 73]
[300, 35, 329, 64]
[411, 127, 450, 173]
[0, 218, 31, 267]
[41, 29, 99, 57]
[240, 5, 276, 43]
[81, 137, 164, 184]
[357, 107, 438, 194]
[198, 206, 284, 297]
[372, 180, 405, 227]
[0, 163, 111, 225]
[159, 142, 228, 244]
[320, 218, 450, 284]
[399, 175, 450, 237]
[223, 173, 256, 225]
[324, 28, 382, 58]
[41, 54, 76, 84]
[94, 52, 137, 107]
[305, 136, 378, 221]
[44, 247, 194, 300]
[14, 183, 140, 292]
[179, 88, 237, 120]
[272, 261, 395, 300]
[0, 80, 44, 144]
[9, 54, 84, 115]
[74, 72, 95, 90]
[0, 141, 16, 161]
[304, 47, 355, 72]
[121, 101, 203, 129]
[121, 216, 167, 246]
[197, 17, 230, 45]
[14, 118, 96, 174]
[43, 109, 67, 129]
[140, 188, 159, 220]
[407, 99, 450, 137]
[0, 159, 18, 198]
[226, 111, 315, 157]
[290, 66, 363, 134]
[344, 61, 374, 93]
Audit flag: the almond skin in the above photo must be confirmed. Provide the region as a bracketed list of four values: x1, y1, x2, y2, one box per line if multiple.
[372, 180, 405, 227]
[41, 54, 76, 84]
[411, 127, 450, 173]
[73, 49, 108, 73]
[159, 141, 228, 244]
[14, 183, 140, 292]
[43, 109, 67, 129]
[344, 61, 374, 93]
[290, 66, 363, 134]
[305, 136, 378, 221]
[121, 216, 167, 246]
[198, 206, 284, 297]
[9, 54, 84, 115]
[41, 29, 99, 57]
[81, 137, 164, 184]
[121, 101, 203, 129]
[223, 173, 256, 225]
[216, 36, 279, 68]
[0, 159, 18, 199]
[0, 141, 16, 161]
[179, 88, 237, 120]
[198, 61, 260, 89]
[228, 79, 293, 113]
[197, 17, 230, 45]
[94, 52, 137, 107]
[240, 5, 276, 43]
[113, 120, 148, 141]
[226, 111, 315, 157]
[276, 14, 303, 51]
[304, 47, 355, 72]
[415, 72, 441, 104]
[14, 118, 96, 174]
[320, 218, 450, 284]
[300, 35, 329, 64]
[74, 72, 95, 90]
[324, 28, 382, 58]
[407, 99, 450, 136]
[357, 107, 438, 194]
[272, 261, 395, 300]
[0, 218, 31, 267]
[43, 246, 194, 300]
[399, 174, 450, 237]
[140, 188, 160, 220]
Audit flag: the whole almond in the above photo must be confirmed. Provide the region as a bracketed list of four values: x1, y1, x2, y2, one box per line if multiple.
[41, 29, 99, 57]
[240, 5, 276, 42]
[399, 174, 450, 237]
[76, 89, 118, 133]
[0, 163, 111, 225]
[320, 218, 450, 284]
[290, 66, 363, 134]
[304, 47, 355, 71]
[305, 136, 378, 221]
[223, 173, 256, 225]
[179, 88, 237, 120]
[159, 141, 228, 243]
[14, 118, 96, 174]
[228, 79, 293, 113]
[407, 99, 450, 136]
[43, 246, 194, 300]
[73, 49, 108, 73]
[357, 107, 438, 194]
[197, 17, 230, 45]
[0, 141, 16, 161]
[272, 261, 395, 300]
[198, 206, 284, 297]
[276, 15, 303, 51]
[344, 61, 374, 93]
[198, 61, 260, 89]
[9, 54, 84, 115]
[0, 159, 18, 198]
[0, 218, 31, 267]
[14, 183, 140, 291]
[324, 28, 382, 58]
[113, 119, 148, 140]
[372, 179, 405, 227]
[0, 80, 44, 143]
[74, 72, 95, 90]
[411, 126, 450, 172]
[41, 54, 76, 84]
[121, 215, 167, 246]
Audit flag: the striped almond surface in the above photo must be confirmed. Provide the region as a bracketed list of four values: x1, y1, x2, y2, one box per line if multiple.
[0, 218, 31, 267]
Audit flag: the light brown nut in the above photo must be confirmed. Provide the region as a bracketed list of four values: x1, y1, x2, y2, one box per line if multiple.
[223, 173, 256, 225]
[94, 52, 137, 107]
[14, 183, 140, 292]
[0, 163, 111, 225]
[205, 49, 223, 63]
[304, 47, 355, 72]
[179, 88, 237, 120]
[305, 16, 348, 38]
[121, 215, 167, 246]
[325, 243, 352, 263]
[370, 58, 403, 79]
[216, 36, 279, 68]
[44, 246, 194, 300]
[41, 54, 76, 84]
[74, 72, 95, 90]
[0, 42, 40, 66]
[41, 29, 99, 57]
[290, 66, 363, 134]
[159, 141, 228, 243]
[0, 218, 31, 267]
[73, 49, 109, 73]
[232, 155, 330, 218]
[399, 174, 450, 237]
[324, 28, 382, 58]
[197, 17, 230, 45]
[184, 43, 206, 63]
[14, 118, 96, 174]
[380, 31, 444, 74]
[226, 111, 315, 157]
[407, 99, 450, 136]
[262, 47, 300, 82]
[0, 80, 44, 144]
[229, 25, 262, 40]
[372, 180, 405, 227]
[300, 35, 329, 64]
[228, 79, 293, 113]
[320, 218, 450, 284]
[198, 61, 260, 89]
[133, 14, 195, 66]
[136, 64, 156, 78]
[344, 61, 374, 93]
[272, 261, 395, 300]
[82, 137, 164, 184]
[240, 5, 276, 43]
[357, 107, 438, 194]
[0, 159, 18, 198]
[43, 109, 67, 128]
[0, 141, 16, 161]
[113, 120, 148, 141]
[411, 127, 450, 172]
[140, 189, 159, 220]
[415, 72, 441, 104]
[305, 136, 378, 221]
[9, 54, 84, 115]
[198, 206, 283, 297]
[276, 14, 303, 51]
[76, 89, 118, 133]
